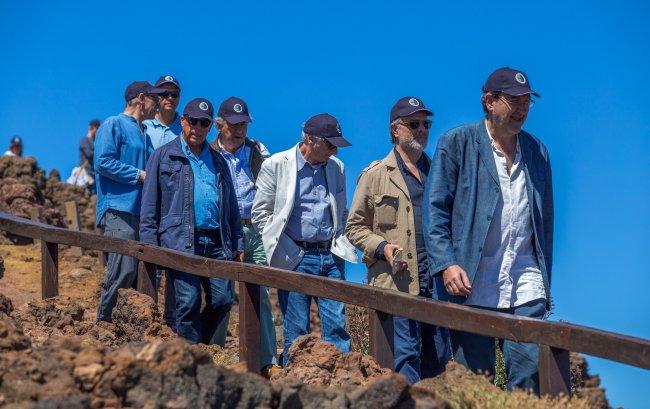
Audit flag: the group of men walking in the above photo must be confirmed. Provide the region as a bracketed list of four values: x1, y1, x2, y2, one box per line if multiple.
[92, 67, 554, 393]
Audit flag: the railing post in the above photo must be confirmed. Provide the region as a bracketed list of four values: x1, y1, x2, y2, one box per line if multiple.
[64, 201, 82, 256]
[41, 241, 58, 299]
[137, 261, 157, 301]
[369, 310, 394, 369]
[539, 344, 571, 397]
[95, 226, 106, 267]
[238, 281, 261, 374]
[30, 207, 42, 245]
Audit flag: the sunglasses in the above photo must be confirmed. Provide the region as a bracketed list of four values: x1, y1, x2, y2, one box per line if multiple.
[160, 91, 180, 99]
[183, 115, 212, 128]
[405, 119, 432, 130]
[314, 136, 336, 150]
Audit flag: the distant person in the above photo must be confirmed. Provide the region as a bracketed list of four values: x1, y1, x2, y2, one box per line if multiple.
[346, 97, 448, 383]
[77, 119, 100, 192]
[425, 67, 553, 394]
[143, 74, 182, 330]
[4, 136, 23, 157]
[94, 81, 165, 322]
[210, 96, 280, 377]
[252, 114, 357, 366]
[144, 75, 182, 150]
[140, 98, 244, 345]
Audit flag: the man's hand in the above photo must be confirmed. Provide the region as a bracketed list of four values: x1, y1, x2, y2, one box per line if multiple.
[139, 170, 147, 182]
[233, 251, 244, 263]
[442, 264, 472, 296]
[383, 244, 402, 268]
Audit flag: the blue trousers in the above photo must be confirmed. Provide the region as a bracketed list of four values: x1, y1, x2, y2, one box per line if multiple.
[278, 250, 351, 366]
[450, 298, 547, 394]
[169, 231, 233, 345]
[96, 210, 139, 322]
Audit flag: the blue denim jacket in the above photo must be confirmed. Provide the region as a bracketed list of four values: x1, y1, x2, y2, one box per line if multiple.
[94, 114, 153, 226]
[139, 137, 244, 259]
[424, 121, 553, 302]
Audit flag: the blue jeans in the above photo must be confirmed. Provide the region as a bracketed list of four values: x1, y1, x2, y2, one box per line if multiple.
[96, 210, 139, 322]
[450, 298, 547, 394]
[278, 250, 350, 366]
[169, 231, 233, 344]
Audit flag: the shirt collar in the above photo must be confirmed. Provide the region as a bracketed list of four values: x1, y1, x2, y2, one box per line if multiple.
[151, 112, 180, 128]
[393, 148, 428, 175]
[484, 120, 521, 156]
[216, 135, 248, 156]
[180, 134, 209, 160]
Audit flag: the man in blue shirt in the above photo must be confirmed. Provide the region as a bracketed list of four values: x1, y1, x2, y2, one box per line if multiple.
[210, 96, 279, 377]
[143, 74, 183, 329]
[94, 80, 165, 322]
[140, 98, 244, 344]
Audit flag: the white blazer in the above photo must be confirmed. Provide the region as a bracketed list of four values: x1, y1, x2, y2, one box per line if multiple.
[252, 143, 358, 271]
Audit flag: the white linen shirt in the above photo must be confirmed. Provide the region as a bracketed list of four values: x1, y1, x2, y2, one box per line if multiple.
[465, 122, 546, 309]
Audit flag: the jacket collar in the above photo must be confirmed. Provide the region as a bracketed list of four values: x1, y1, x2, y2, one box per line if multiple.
[381, 148, 431, 199]
[475, 120, 500, 185]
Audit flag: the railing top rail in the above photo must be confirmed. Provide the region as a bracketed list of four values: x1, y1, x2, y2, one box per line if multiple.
[1, 211, 648, 370]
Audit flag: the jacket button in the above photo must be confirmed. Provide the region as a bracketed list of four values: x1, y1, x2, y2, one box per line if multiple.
[406, 230, 412, 236]
[487, 215, 492, 221]
[406, 206, 411, 212]
[407, 252, 413, 259]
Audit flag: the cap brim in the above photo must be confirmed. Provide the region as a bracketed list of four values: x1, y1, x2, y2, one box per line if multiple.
[185, 112, 213, 120]
[224, 114, 252, 124]
[148, 86, 168, 95]
[327, 136, 352, 148]
[155, 80, 180, 89]
[502, 86, 541, 98]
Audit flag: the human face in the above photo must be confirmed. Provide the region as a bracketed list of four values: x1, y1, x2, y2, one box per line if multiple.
[486, 93, 532, 135]
[88, 126, 98, 138]
[217, 119, 248, 147]
[304, 135, 337, 163]
[158, 84, 180, 113]
[393, 111, 430, 152]
[141, 93, 160, 120]
[181, 115, 212, 152]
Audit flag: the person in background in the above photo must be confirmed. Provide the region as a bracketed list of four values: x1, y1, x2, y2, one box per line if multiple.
[94, 80, 165, 322]
[4, 135, 23, 157]
[78, 119, 100, 193]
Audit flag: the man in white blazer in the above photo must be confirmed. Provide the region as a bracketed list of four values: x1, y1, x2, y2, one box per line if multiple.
[252, 113, 357, 365]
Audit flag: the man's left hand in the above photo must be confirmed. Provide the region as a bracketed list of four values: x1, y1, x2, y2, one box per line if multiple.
[233, 251, 244, 262]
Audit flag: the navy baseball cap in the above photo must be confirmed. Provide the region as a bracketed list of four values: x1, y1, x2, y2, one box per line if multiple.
[155, 75, 181, 89]
[303, 113, 351, 147]
[10, 135, 22, 146]
[124, 81, 166, 101]
[483, 67, 540, 97]
[390, 97, 433, 122]
[183, 98, 214, 120]
[218, 96, 252, 124]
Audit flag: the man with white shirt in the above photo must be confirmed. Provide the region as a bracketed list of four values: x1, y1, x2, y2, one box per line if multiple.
[252, 113, 357, 366]
[424, 67, 554, 394]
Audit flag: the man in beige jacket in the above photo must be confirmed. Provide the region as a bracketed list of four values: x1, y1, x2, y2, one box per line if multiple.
[346, 96, 448, 383]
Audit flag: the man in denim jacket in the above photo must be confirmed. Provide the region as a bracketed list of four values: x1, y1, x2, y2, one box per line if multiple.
[425, 67, 553, 394]
[140, 98, 244, 344]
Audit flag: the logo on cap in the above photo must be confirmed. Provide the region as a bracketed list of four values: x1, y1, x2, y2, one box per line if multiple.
[515, 73, 526, 84]
[408, 98, 420, 107]
[199, 102, 209, 111]
[165, 75, 173, 81]
[233, 103, 243, 113]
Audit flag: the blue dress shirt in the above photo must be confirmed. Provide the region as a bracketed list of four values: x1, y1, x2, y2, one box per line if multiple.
[143, 113, 182, 150]
[284, 146, 333, 242]
[180, 137, 220, 229]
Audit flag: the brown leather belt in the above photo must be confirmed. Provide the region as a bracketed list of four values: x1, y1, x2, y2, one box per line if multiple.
[241, 218, 253, 225]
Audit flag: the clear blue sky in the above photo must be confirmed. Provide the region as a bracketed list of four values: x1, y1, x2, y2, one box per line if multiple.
[2, 1, 648, 407]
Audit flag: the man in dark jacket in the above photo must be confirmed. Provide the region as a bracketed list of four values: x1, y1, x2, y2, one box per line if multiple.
[140, 98, 244, 344]
[424, 67, 553, 394]
[79, 119, 100, 193]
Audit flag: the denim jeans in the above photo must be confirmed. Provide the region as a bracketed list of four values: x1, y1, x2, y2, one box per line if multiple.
[243, 224, 278, 367]
[169, 231, 233, 344]
[96, 209, 139, 322]
[450, 298, 547, 394]
[278, 249, 350, 366]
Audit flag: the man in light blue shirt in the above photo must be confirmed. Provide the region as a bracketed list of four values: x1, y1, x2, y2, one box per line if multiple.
[143, 75, 182, 150]
[94, 80, 165, 322]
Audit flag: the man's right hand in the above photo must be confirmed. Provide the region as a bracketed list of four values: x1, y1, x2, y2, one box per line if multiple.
[383, 243, 402, 268]
[442, 264, 472, 296]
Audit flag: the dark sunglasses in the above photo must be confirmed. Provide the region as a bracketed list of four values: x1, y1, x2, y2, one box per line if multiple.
[406, 119, 432, 130]
[183, 115, 211, 128]
[160, 91, 180, 99]
[314, 136, 336, 150]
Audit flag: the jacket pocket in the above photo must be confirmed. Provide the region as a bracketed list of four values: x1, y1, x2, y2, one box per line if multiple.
[158, 214, 182, 234]
[160, 162, 182, 191]
[374, 194, 399, 229]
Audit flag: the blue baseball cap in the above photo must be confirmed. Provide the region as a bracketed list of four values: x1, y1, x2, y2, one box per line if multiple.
[155, 75, 181, 89]
[218, 96, 252, 124]
[390, 97, 433, 122]
[303, 113, 351, 147]
[124, 81, 166, 101]
[10, 135, 22, 146]
[183, 98, 214, 120]
[483, 67, 540, 97]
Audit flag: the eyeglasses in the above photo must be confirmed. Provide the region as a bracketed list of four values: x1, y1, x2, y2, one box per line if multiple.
[160, 91, 180, 99]
[499, 94, 535, 108]
[183, 115, 212, 128]
[404, 119, 432, 130]
[314, 136, 336, 150]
